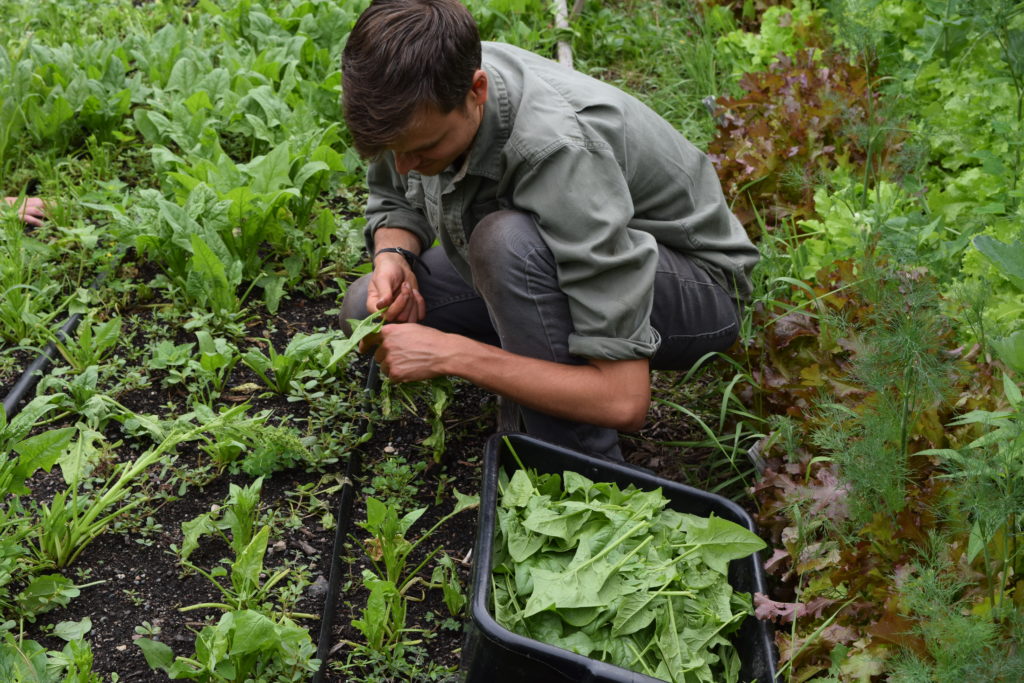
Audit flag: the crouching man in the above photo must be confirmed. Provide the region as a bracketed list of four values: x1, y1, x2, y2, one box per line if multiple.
[339, 0, 759, 461]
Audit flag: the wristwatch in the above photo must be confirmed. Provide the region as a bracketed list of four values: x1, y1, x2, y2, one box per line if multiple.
[372, 246, 432, 275]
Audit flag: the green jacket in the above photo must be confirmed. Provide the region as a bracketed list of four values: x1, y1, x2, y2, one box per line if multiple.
[364, 42, 759, 361]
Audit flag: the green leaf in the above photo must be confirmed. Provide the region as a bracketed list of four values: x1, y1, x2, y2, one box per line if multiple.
[56, 427, 104, 486]
[498, 507, 545, 563]
[92, 316, 122, 355]
[246, 143, 293, 195]
[1004, 371, 1023, 408]
[136, 637, 175, 671]
[684, 515, 766, 575]
[179, 510, 219, 564]
[166, 57, 202, 93]
[327, 315, 383, 368]
[991, 331, 1024, 375]
[227, 610, 278, 655]
[452, 488, 480, 515]
[503, 469, 535, 508]
[284, 331, 332, 357]
[293, 160, 331, 190]
[967, 519, 986, 564]
[522, 503, 590, 541]
[8, 426, 75, 494]
[187, 234, 236, 313]
[563, 470, 595, 496]
[53, 617, 92, 642]
[398, 507, 427, 537]
[232, 526, 270, 591]
[974, 235, 1024, 291]
[522, 557, 625, 616]
[257, 274, 285, 314]
[655, 596, 688, 679]
[364, 497, 387, 533]
[612, 591, 662, 637]
[17, 574, 80, 616]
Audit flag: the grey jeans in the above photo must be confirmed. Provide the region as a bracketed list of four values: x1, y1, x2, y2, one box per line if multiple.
[340, 210, 740, 461]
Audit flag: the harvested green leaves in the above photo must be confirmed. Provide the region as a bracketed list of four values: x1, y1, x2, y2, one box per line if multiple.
[491, 468, 766, 683]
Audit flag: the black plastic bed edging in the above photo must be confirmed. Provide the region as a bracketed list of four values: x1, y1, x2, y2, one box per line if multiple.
[312, 358, 381, 682]
[1, 310, 85, 419]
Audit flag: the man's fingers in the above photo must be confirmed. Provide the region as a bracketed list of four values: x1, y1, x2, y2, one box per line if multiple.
[5, 197, 47, 226]
[412, 287, 426, 321]
[384, 282, 419, 323]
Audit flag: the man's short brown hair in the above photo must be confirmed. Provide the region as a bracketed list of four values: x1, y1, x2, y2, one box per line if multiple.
[342, 0, 481, 158]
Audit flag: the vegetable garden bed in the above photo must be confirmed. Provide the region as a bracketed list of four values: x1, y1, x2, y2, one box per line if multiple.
[4, 0, 1024, 681]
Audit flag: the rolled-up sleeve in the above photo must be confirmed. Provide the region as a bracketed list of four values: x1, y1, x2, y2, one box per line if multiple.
[363, 156, 436, 252]
[511, 143, 661, 360]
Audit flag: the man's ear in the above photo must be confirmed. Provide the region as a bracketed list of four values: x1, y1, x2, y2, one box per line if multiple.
[468, 69, 488, 106]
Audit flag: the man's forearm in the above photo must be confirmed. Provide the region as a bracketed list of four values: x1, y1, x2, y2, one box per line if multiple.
[372, 227, 422, 254]
[439, 333, 650, 431]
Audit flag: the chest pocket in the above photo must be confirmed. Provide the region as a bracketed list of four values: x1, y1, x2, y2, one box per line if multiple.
[403, 174, 426, 212]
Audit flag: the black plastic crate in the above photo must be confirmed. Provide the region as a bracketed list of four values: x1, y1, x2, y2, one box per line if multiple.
[461, 433, 778, 683]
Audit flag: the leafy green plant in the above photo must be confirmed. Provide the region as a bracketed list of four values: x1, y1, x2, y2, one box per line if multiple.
[30, 405, 248, 568]
[179, 524, 294, 614]
[241, 331, 341, 397]
[201, 415, 319, 477]
[717, 0, 826, 73]
[137, 609, 318, 682]
[0, 396, 94, 626]
[242, 314, 381, 397]
[145, 331, 241, 403]
[1, 617, 100, 683]
[53, 314, 121, 374]
[115, 188, 250, 318]
[192, 331, 241, 401]
[430, 554, 467, 618]
[921, 371, 1024, 619]
[491, 466, 764, 683]
[36, 366, 126, 431]
[177, 478, 263, 567]
[363, 453, 428, 514]
[176, 478, 311, 618]
[972, 234, 1024, 371]
[349, 491, 478, 653]
[380, 376, 454, 463]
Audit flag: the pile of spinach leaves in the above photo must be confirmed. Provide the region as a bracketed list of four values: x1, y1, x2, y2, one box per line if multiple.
[491, 466, 766, 683]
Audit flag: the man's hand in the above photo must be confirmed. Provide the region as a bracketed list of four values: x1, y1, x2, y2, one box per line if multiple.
[365, 255, 427, 323]
[4, 197, 46, 227]
[364, 323, 450, 382]
[365, 228, 426, 323]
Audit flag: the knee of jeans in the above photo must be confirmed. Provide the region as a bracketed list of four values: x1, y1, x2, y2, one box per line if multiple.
[338, 274, 371, 335]
[468, 210, 540, 277]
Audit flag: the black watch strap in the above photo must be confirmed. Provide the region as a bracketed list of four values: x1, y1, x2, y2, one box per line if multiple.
[372, 246, 432, 275]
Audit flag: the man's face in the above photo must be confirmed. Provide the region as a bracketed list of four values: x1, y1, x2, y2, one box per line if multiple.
[389, 70, 488, 176]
